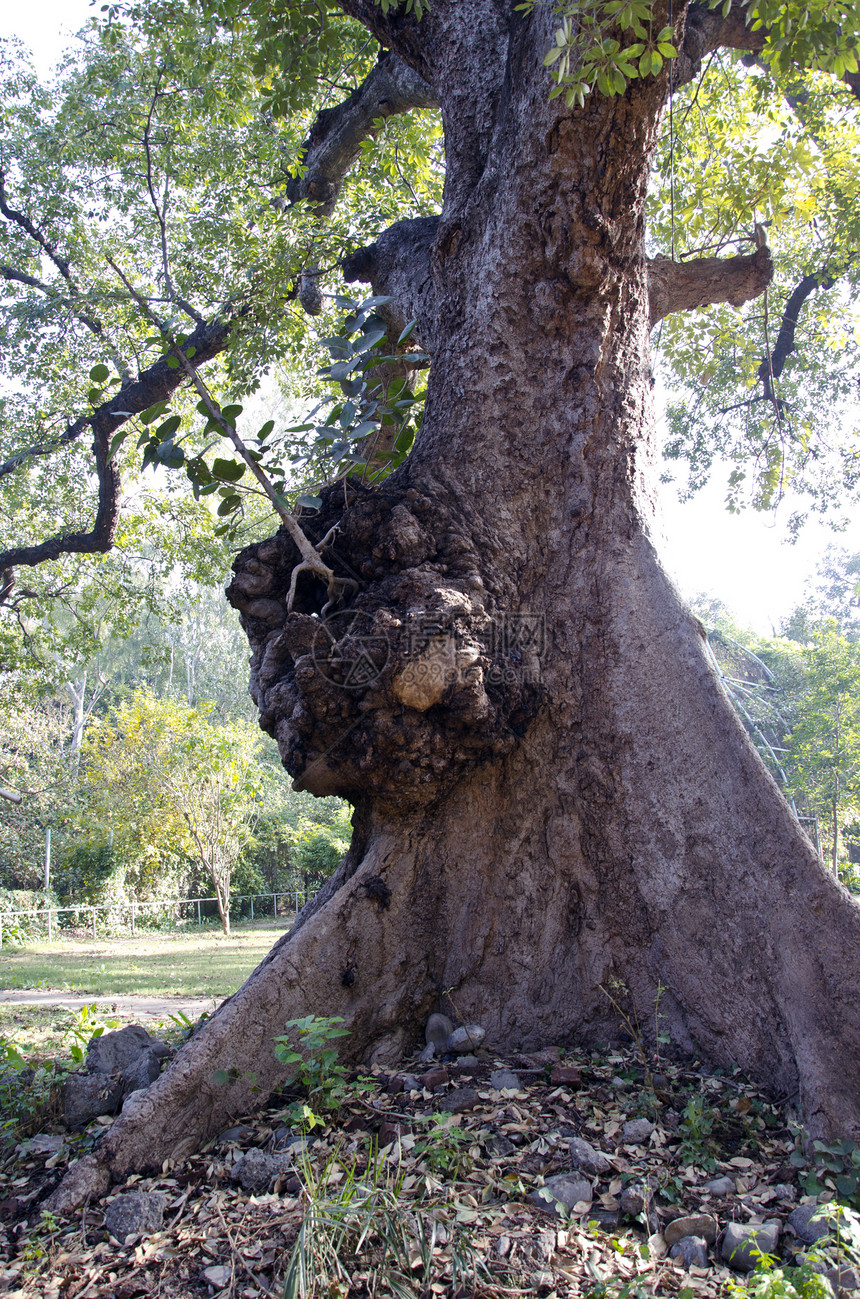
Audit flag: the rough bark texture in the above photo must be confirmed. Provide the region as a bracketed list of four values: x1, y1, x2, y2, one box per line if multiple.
[51, 0, 860, 1210]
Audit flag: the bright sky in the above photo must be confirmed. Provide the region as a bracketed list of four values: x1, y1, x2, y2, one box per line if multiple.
[4, 0, 859, 635]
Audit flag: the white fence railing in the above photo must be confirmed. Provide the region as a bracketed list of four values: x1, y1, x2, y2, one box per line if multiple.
[0, 890, 308, 949]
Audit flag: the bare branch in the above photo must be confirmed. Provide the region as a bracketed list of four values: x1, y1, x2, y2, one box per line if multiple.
[647, 243, 773, 326]
[758, 265, 843, 397]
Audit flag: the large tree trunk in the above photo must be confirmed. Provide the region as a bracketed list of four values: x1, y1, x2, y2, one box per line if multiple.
[51, 0, 860, 1208]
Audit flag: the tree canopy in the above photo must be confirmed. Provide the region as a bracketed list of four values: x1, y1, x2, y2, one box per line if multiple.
[0, 0, 859, 683]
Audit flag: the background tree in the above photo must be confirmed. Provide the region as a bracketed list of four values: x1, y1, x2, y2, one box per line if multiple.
[82, 689, 262, 932]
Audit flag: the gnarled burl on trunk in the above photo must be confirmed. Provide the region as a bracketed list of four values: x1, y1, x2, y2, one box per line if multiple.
[50, 0, 860, 1210]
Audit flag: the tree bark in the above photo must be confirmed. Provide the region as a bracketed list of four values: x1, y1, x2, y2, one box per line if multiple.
[50, 0, 860, 1210]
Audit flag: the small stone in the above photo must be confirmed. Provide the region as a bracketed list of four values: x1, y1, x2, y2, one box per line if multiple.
[665, 1214, 718, 1247]
[620, 1186, 646, 1217]
[787, 1202, 860, 1246]
[486, 1134, 516, 1158]
[220, 1124, 255, 1146]
[496, 1234, 511, 1258]
[490, 1069, 521, 1091]
[87, 1025, 155, 1076]
[401, 1074, 420, 1092]
[622, 1118, 654, 1145]
[771, 1183, 797, 1202]
[22, 1134, 65, 1156]
[551, 1065, 581, 1086]
[569, 1136, 612, 1176]
[231, 1147, 291, 1194]
[531, 1174, 593, 1216]
[62, 1074, 123, 1130]
[721, 1221, 780, 1272]
[202, 1264, 232, 1288]
[446, 1025, 486, 1054]
[825, 1264, 860, 1293]
[104, 1191, 166, 1241]
[419, 1042, 436, 1063]
[434, 1087, 479, 1114]
[533, 1229, 556, 1263]
[451, 1055, 480, 1074]
[702, 1176, 735, 1197]
[670, 1236, 709, 1269]
[425, 1013, 453, 1050]
[419, 1067, 449, 1090]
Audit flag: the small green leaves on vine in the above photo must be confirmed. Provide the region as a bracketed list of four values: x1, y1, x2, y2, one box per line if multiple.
[518, 0, 677, 106]
[711, 0, 860, 78]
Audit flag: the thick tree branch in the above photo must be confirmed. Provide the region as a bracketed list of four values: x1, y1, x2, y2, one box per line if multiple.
[674, 1, 766, 90]
[286, 49, 436, 217]
[342, 214, 439, 347]
[0, 315, 230, 594]
[647, 244, 773, 326]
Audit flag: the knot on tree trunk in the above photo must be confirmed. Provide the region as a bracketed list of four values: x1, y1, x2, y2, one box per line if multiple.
[226, 480, 540, 811]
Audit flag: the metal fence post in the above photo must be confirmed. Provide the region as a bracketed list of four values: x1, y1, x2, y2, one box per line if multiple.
[47, 908, 53, 943]
[250, 896, 254, 922]
[91, 907, 96, 939]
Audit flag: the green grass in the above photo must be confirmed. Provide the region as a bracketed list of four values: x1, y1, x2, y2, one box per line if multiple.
[0, 920, 284, 1000]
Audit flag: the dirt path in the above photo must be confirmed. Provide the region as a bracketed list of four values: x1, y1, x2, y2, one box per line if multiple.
[0, 989, 218, 1020]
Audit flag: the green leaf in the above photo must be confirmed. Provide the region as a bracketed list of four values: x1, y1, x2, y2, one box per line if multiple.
[296, 495, 322, 510]
[217, 494, 241, 516]
[211, 1069, 230, 1086]
[89, 363, 110, 383]
[155, 414, 182, 440]
[211, 458, 246, 482]
[140, 402, 169, 425]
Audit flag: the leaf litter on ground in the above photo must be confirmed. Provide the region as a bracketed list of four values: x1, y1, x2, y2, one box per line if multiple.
[0, 1037, 851, 1298]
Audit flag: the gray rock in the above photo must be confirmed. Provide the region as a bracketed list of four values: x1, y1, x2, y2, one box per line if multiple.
[622, 1118, 654, 1145]
[434, 1087, 479, 1114]
[825, 1264, 860, 1293]
[425, 1014, 454, 1049]
[670, 1236, 710, 1269]
[787, 1202, 860, 1246]
[401, 1074, 420, 1092]
[620, 1186, 646, 1217]
[771, 1184, 797, 1202]
[419, 1042, 436, 1063]
[86, 1025, 154, 1076]
[702, 1176, 735, 1197]
[531, 1174, 593, 1216]
[486, 1134, 516, 1158]
[721, 1221, 781, 1272]
[446, 1025, 486, 1054]
[220, 1124, 255, 1146]
[22, 1133, 65, 1156]
[122, 1048, 162, 1096]
[104, 1191, 166, 1241]
[665, 1214, 718, 1247]
[451, 1056, 480, 1074]
[569, 1136, 612, 1176]
[62, 1074, 123, 1130]
[490, 1069, 521, 1091]
[533, 1229, 557, 1263]
[231, 1147, 291, 1193]
[202, 1264, 232, 1288]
